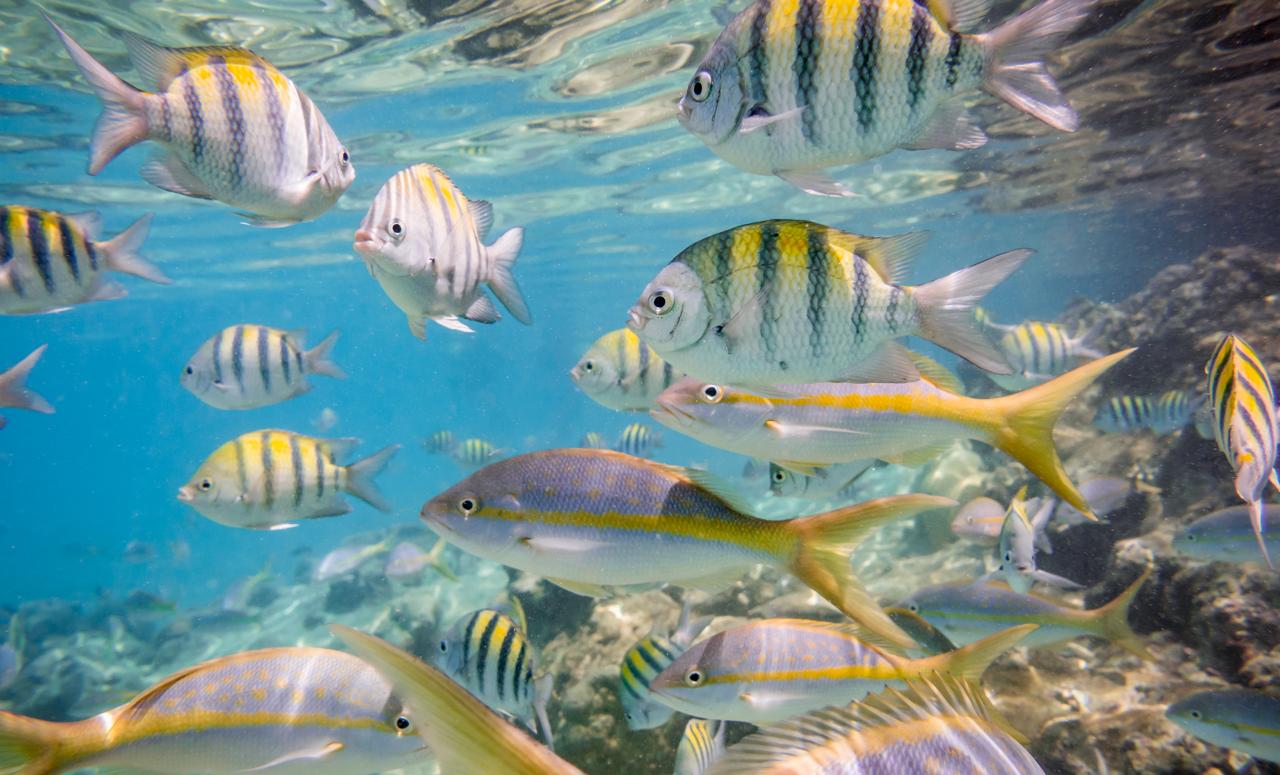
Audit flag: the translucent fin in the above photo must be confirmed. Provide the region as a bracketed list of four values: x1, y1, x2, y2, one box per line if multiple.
[532, 673, 555, 751]
[927, 0, 994, 31]
[485, 227, 531, 324]
[827, 229, 930, 285]
[99, 213, 170, 285]
[904, 100, 988, 150]
[343, 445, 398, 512]
[0, 345, 54, 415]
[836, 340, 921, 383]
[464, 295, 501, 324]
[676, 465, 758, 516]
[120, 30, 273, 91]
[775, 169, 856, 198]
[408, 316, 428, 340]
[546, 578, 611, 598]
[304, 330, 346, 380]
[468, 200, 494, 241]
[64, 211, 103, 240]
[432, 316, 474, 333]
[243, 742, 344, 771]
[0, 708, 86, 775]
[141, 154, 213, 200]
[739, 105, 804, 134]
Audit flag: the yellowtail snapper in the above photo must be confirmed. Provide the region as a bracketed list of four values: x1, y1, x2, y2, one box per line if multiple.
[571, 328, 682, 412]
[618, 600, 711, 730]
[629, 220, 1027, 384]
[1166, 688, 1280, 764]
[421, 448, 956, 649]
[674, 719, 725, 775]
[0, 345, 54, 429]
[1174, 504, 1280, 566]
[182, 326, 345, 410]
[44, 16, 353, 226]
[678, 0, 1094, 197]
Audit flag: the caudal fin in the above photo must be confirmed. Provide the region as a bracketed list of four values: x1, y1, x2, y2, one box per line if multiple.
[101, 214, 170, 285]
[43, 14, 150, 175]
[0, 346, 54, 415]
[485, 227, 532, 325]
[912, 249, 1032, 374]
[988, 349, 1135, 519]
[1091, 567, 1154, 660]
[918, 624, 1037, 683]
[786, 494, 957, 650]
[977, 0, 1095, 132]
[304, 330, 346, 380]
[330, 626, 582, 775]
[344, 445, 399, 513]
[0, 711, 84, 775]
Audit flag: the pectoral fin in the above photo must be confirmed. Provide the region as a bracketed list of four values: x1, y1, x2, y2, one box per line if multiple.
[776, 169, 856, 198]
[241, 741, 344, 771]
[432, 315, 475, 333]
[739, 105, 804, 134]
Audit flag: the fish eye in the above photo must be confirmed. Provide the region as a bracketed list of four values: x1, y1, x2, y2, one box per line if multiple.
[701, 384, 722, 403]
[395, 716, 412, 731]
[390, 220, 405, 240]
[908, 602, 919, 613]
[684, 669, 703, 687]
[459, 497, 478, 515]
[439, 640, 448, 652]
[688, 70, 714, 103]
[772, 470, 786, 483]
[340, 149, 350, 165]
[1003, 551, 1013, 563]
[647, 289, 672, 315]
[184, 366, 194, 375]
[583, 361, 594, 372]
[1189, 710, 1202, 720]
[199, 479, 213, 491]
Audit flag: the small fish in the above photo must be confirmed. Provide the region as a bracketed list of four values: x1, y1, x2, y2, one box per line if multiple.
[674, 719, 724, 775]
[706, 673, 1044, 774]
[123, 589, 178, 615]
[44, 16, 353, 226]
[884, 606, 957, 657]
[950, 495, 1006, 544]
[0, 647, 426, 774]
[980, 315, 1104, 391]
[0, 207, 168, 315]
[579, 431, 608, 449]
[615, 423, 662, 457]
[1093, 390, 1204, 435]
[121, 540, 157, 565]
[422, 448, 957, 650]
[652, 350, 1134, 519]
[182, 326, 345, 410]
[678, 0, 1092, 197]
[1166, 689, 1280, 764]
[1173, 504, 1280, 565]
[649, 617, 1032, 723]
[985, 489, 1081, 593]
[451, 438, 506, 471]
[312, 406, 339, 433]
[900, 570, 1153, 659]
[619, 601, 711, 730]
[1049, 476, 1135, 526]
[768, 460, 874, 500]
[1206, 334, 1280, 568]
[424, 429, 457, 454]
[570, 328, 681, 412]
[629, 220, 1027, 385]
[436, 600, 554, 747]
[220, 560, 273, 613]
[354, 163, 530, 339]
[314, 540, 391, 582]
[385, 538, 458, 581]
[177, 430, 398, 530]
[0, 345, 54, 428]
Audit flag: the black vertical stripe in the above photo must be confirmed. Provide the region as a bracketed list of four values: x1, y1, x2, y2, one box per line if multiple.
[661, 361, 674, 389]
[944, 32, 963, 90]
[637, 641, 669, 674]
[210, 56, 245, 189]
[757, 223, 780, 360]
[290, 433, 304, 509]
[231, 326, 246, 392]
[805, 226, 828, 360]
[512, 641, 528, 702]
[258, 327, 271, 394]
[182, 64, 206, 166]
[476, 613, 500, 690]
[852, 0, 880, 131]
[495, 625, 517, 701]
[637, 337, 650, 388]
[712, 230, 735, 320]
[886, 287, 902, 333]
[212, 330, 225, 386]
[461, 613, 478, 671]
[56, 216, 80, 285]
[26, 210, 54, 294]
[280, 334, 292, 386]
[749, 0, 771, 106]
[851, 258, 868, 346]
[314, 443, 326, 499]
[795, 0, 822, 144]
[906, 5, 931, 111]
[295, 347, 303, 376]
[260, 431, 275, 509]
[85, 238, 98, 271]
[616, 332, 629, 387]
[251, 57, 288, 176]
[160, 97, 174, 143]
[0, 206, 11, 266]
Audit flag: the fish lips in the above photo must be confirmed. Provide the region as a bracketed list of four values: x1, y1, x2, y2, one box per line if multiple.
[626, 306, 648, 333]
[176, 486, 195, 503]
[352, 228, 381, 258]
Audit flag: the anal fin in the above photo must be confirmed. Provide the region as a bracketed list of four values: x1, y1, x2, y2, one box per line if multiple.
[905, 100, 988, 151]
[776, 169, 857, 198]
[141, 153, 213, 199]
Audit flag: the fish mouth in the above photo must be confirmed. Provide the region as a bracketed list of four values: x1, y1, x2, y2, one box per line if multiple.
[626, 307, 647, 332]
[352, 228, 380, 257]
[176, 486, 194, 503]
[651, 398, 693, 428]
[675, 98, 691, 125]
[569, 366, 582, 382]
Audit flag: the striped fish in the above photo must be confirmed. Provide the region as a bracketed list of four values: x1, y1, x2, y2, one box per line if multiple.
[579, 431, 609, 449]
[422, 448, 957, 649]
[437, 601, 554, 747]
[704, 673, 1044, 774]
[182, 325, 345, 410]
[652, 350, 1134, 519]
[424, 429, 457, 454]
[618, 603, 710, 730]
[615, 422, 662, 457]
[354, 164, 530, 339]
[674, 719, 725, 775]
[44, 16, 353, 227]
[986, 488, 1081, 594]
[981, 317, 1105, 391]
[1206, 334, 1280, 568]
[571, 328, 682, 412]
[768, 459, 874, 500]
[451, 438, 506, 471]
[628, 220, 1028, 386]
[648, 617, 1033, 723]
[177, 430, 398, 529]
[0, 207, 168, 315]
[1093, 390, 1204, 435]
[0, 647, 427, 775]
[0, 345, 54, 428]
[678, 0, 1093, 197]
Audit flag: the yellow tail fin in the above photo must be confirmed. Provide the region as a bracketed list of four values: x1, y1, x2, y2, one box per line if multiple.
[786, 495, 957, 650]
[1090, 567, 1154, 660]
[0, 711, 82, 775]
[988, 349, 1135, 519]
[915, 624, 1037, 684]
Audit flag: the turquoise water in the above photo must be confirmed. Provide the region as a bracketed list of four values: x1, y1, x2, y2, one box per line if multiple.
[1, 1, 1278, 773]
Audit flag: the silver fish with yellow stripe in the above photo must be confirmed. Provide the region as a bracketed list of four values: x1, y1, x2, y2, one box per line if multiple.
[649, 617, 1033, 723]
[0, 345, 54, 429]
[1166, 689, 1280, 764]
[182, 325, 345, 410]
[422, 448, 957, 649]
[571, 328, 683, 412]
[44, 16, 353, 227]
[0, 207, 168, 315]
[619, 602, 710, 730]
[679, 0, 1092, 198]
[177, 429, 398, 529]
[674, 719, 725, 775]
[0, 647, 427, 775]
[1206, 334, 1280, 568]
[354, 163, 530, 339]
[628, 220, 1027, 385]
[437, 599, 554, 747]
[979, 313, 1104, 391]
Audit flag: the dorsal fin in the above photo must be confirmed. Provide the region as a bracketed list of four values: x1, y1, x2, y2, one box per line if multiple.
[926, 0, 994, 32]
[826, 229, 930, 285]
[469, 200, 494, 241]
[121, 31, 276, 91]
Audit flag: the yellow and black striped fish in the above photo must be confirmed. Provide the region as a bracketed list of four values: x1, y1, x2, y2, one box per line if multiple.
[571, 329, 682, 412]
[0, 206, 168, 314]
[674, 719, 725, 775]
[177, 430, 397, 530]
[450, 437, 505, 471]
[182, 325, 344, 410]
[678, 0, 1094, 196]
[615, 422, 662, 458]
[437, 602, 554, 746]
[424, 429, 457, 454]
[1207, 334, 1280, 568]
[45, 16, 352, 226]
[980, 314, 1104, 390]
[1094, 390, 1203, 435]
[579, 431, 608, 449]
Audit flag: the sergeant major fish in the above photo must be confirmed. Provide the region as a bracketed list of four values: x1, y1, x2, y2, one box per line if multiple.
[421, 448, 957, 649]
[0, 345, 54, 429]
[628, 220, 1027, 386]
[1094, 390, 1205, 435]
[44, 16, 353, 226]
[451, 438, 506, 471]
[618, 601, 711, 730]
[674, 719, 725, 775]
[615, 422, 662, 458]
[979, 313, 1104, 392]
[768, 459, 874, 500]
[0, 207, 168, 315]
[0, 647, 426, 775]
[177, 430, 398, 529]
[678, 0, 1093, 198]
[571, 328, 682, 412]
[182, 326, 345, 409]
[354, 164, 530, 339]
